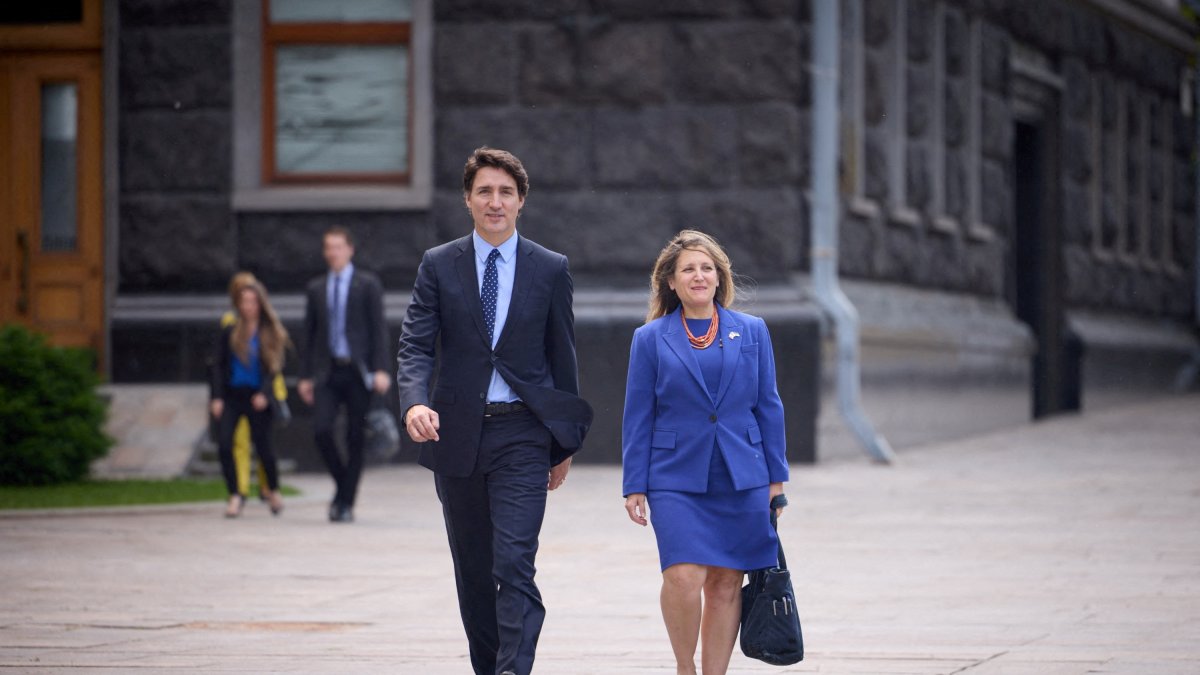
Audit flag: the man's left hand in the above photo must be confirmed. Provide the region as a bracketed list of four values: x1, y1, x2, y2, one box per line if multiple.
[373, 371, 391, 395]
[548, 457, 572, 491]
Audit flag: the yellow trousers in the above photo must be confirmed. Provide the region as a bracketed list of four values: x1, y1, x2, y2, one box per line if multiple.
[233, 417, 270, 496]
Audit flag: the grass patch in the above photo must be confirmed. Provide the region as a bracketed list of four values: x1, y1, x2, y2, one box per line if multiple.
[0, 479, 301, 510]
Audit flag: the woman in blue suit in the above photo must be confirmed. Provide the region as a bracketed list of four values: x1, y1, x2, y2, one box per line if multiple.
[623, 230, 788, 675]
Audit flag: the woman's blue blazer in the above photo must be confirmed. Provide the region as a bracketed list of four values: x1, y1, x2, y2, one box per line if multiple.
[622, 305, 789, 496]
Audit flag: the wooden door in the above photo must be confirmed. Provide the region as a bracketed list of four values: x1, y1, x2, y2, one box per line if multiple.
[0, 52, 104, 363]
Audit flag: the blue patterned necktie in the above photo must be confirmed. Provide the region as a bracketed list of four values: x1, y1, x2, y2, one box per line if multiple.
[481, 249, 500, 345]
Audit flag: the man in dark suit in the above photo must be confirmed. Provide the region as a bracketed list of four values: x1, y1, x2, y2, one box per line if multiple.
[298, 226, 391, 523]
[396, 147, 592, 675]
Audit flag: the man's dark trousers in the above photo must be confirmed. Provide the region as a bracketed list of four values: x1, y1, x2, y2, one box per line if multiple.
[434, 408, 552, 675]
[313, 362, 370, 509]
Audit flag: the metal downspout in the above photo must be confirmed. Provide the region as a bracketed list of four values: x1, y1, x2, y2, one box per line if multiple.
[808, 0, 895, 463]
[1181, 63, 1200, 389]
[1176, 63, 1200, 391]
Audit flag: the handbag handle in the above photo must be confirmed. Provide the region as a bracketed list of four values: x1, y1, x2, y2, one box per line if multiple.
[770, 494, 789, 570]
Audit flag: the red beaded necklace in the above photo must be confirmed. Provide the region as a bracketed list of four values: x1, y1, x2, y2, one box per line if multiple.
[682, 307, 719, 349]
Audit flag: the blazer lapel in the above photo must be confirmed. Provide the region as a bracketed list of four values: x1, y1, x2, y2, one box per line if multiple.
[316, 277, 330, 342]
[494, 236, 535, 353]
[712, 305, 742, 406]
[661, 308, 712, 403]
[453, 237, 492, 348]
[345, 272, 362, 328]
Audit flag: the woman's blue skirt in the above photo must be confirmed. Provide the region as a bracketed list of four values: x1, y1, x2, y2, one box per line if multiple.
[648, 449, 779, 572]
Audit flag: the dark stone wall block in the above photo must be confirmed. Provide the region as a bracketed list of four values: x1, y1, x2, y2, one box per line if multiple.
[907, 64, 932, 138]
[1061, 183, 1092, 247]
[581, 25, 670, 104]
[919, 232, 967, 290]
[120, 111, 230, 192]
[119, 196, 235, 292]
[907, 0, 934, 63]
[517, 25, 575, 104]
[674, 22, 803, 103]
[839, 215, 875, 278]
[906, 143, 931, 210]
[964, 239, 1005, 298]
[979, 23, 1008, 94]
[435, 0, 586, 21]
[737, 103, 803, 187]
[980, 159, 1010, 231]
[980, 92, 1012, 160]
[594, 106, 737, 188]
[120, 28, 231, 110]
[593, 0, 741, 20]
[436, 23, 517, 105]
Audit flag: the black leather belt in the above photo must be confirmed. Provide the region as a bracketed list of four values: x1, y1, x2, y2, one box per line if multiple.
[484, 401, 527, 417]
[333, 357, 353, 366]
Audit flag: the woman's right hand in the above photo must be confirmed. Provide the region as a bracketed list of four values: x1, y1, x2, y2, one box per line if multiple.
[210, 399, 223, 419]
[625, 493, 648, 526]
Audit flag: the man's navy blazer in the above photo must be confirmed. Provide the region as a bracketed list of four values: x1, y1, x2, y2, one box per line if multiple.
[621, 304, 789, 497]
[396, 233, 592, 477]
[300, 268, 390, 386]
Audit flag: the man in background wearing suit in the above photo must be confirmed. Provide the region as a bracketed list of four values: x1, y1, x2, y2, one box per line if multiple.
[396, 147, 592, 675]
[298, 226, 391, 523]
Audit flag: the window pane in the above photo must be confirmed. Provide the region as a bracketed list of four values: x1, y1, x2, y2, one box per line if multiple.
[0, 1, 82, 24]
[275, 45, 409, 176]
[270, 0, 411, 23]
[41, 83, 78, 252]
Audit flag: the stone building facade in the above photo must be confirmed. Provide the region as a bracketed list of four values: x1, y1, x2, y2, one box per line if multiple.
[4, 0, 1195, 466]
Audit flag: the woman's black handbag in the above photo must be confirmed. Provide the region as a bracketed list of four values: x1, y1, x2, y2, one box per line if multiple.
[739, 494, 804, 665]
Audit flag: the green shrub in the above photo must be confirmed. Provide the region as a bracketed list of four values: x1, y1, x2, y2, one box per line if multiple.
[0, 324, 113, 485]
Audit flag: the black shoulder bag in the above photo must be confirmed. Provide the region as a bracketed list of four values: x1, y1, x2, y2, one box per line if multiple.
[365, 394, 401, 461]
[739, 494, 804, 665]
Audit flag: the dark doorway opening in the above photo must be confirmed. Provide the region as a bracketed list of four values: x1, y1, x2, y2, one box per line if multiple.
[1010, 121, 1081, 418]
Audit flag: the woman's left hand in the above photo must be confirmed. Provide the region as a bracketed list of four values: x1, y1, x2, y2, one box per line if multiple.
[251, 392, 269, 411]
[769, 482, 785, 518]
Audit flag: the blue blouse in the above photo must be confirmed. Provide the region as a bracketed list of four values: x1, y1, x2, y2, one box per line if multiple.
[685, 318, 723, 398]
[229, 332, 262, 389]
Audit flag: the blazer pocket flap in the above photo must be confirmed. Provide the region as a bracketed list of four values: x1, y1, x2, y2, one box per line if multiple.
[747, 424, 763, 445]
[650, 430, 677, 449]
[740, 343, 759, 353]
[432, 387, 456, 404]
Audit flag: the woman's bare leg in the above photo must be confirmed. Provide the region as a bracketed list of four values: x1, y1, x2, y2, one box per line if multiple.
[661, 563, 707, 674]
[699, 566, 744, 675]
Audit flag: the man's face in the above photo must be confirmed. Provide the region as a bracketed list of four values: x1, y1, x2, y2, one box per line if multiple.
[323, 233, 353, 272]
[465, 166, 524, 245]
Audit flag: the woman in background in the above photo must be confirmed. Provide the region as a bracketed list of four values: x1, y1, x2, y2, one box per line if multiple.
[211, 278, 290, 518]
[217, 272, 288, 504]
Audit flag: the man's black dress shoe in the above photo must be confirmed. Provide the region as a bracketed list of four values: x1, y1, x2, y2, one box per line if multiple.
[330, 504, 354, 523]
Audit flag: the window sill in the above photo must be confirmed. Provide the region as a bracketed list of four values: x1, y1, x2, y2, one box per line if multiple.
[232, 183, 432, 212]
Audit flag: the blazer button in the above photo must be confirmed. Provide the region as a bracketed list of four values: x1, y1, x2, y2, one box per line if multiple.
[709, 414, 717, 423]
[479, 392, 486, 400]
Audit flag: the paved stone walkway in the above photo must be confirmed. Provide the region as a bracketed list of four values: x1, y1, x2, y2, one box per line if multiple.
[2, 395, 1198, 673]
